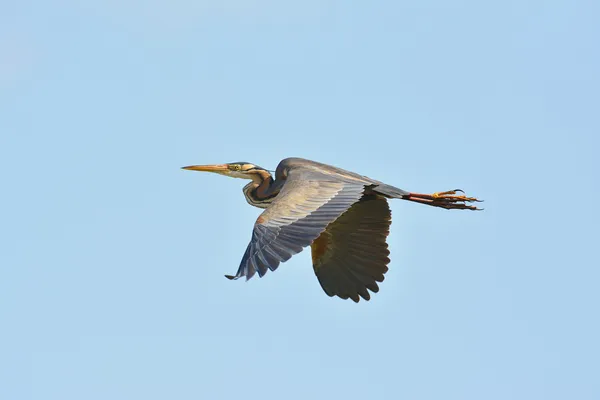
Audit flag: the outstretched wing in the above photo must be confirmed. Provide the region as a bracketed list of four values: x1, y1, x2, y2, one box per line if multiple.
[226, 169, 368, 280]
[311, 194, 391, 302]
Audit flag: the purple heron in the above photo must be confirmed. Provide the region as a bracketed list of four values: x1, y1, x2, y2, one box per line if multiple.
[183, 158, 481, 302]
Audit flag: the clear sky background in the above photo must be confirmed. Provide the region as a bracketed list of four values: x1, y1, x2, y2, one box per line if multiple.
[1, 1, 599, 399]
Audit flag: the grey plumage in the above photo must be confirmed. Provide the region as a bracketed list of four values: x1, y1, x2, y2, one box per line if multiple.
[183, 157, 481, 302]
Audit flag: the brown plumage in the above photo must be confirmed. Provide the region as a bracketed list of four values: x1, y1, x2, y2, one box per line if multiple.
[312, 194, 391, 302]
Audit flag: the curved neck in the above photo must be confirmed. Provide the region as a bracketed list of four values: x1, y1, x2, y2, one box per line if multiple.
[243, 170, 281, 208]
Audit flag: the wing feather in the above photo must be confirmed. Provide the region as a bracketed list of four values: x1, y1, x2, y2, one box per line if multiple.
[311, 194, 392, 302]
[227, 168, 367, 280]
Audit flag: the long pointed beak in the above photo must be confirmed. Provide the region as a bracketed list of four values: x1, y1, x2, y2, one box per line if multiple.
[181, 164, 229, 173]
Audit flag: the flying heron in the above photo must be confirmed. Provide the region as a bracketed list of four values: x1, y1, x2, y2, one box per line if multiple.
[183, 157, 481, 302]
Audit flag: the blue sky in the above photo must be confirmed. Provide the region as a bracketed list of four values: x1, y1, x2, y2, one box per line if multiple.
[1, 1, 599, 399]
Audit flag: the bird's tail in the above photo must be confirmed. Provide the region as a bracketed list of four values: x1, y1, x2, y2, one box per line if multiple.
[373, 184, 410, 198]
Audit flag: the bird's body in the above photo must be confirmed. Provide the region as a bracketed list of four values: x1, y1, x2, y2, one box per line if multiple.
[183, 157, 481, 302]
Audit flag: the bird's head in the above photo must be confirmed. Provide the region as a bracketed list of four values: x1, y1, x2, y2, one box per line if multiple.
[182, 162, 269, 180]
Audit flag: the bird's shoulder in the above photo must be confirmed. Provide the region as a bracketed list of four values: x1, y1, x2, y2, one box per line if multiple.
[277, 157, 376, 185]
[276, 157, 321, 172]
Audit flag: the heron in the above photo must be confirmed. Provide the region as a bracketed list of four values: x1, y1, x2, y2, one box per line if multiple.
[182, 157, 481, 302]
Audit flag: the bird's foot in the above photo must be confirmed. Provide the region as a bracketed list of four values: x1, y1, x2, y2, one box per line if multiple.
[432, 189, 480, 202]
[404, 189, 483, 210]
